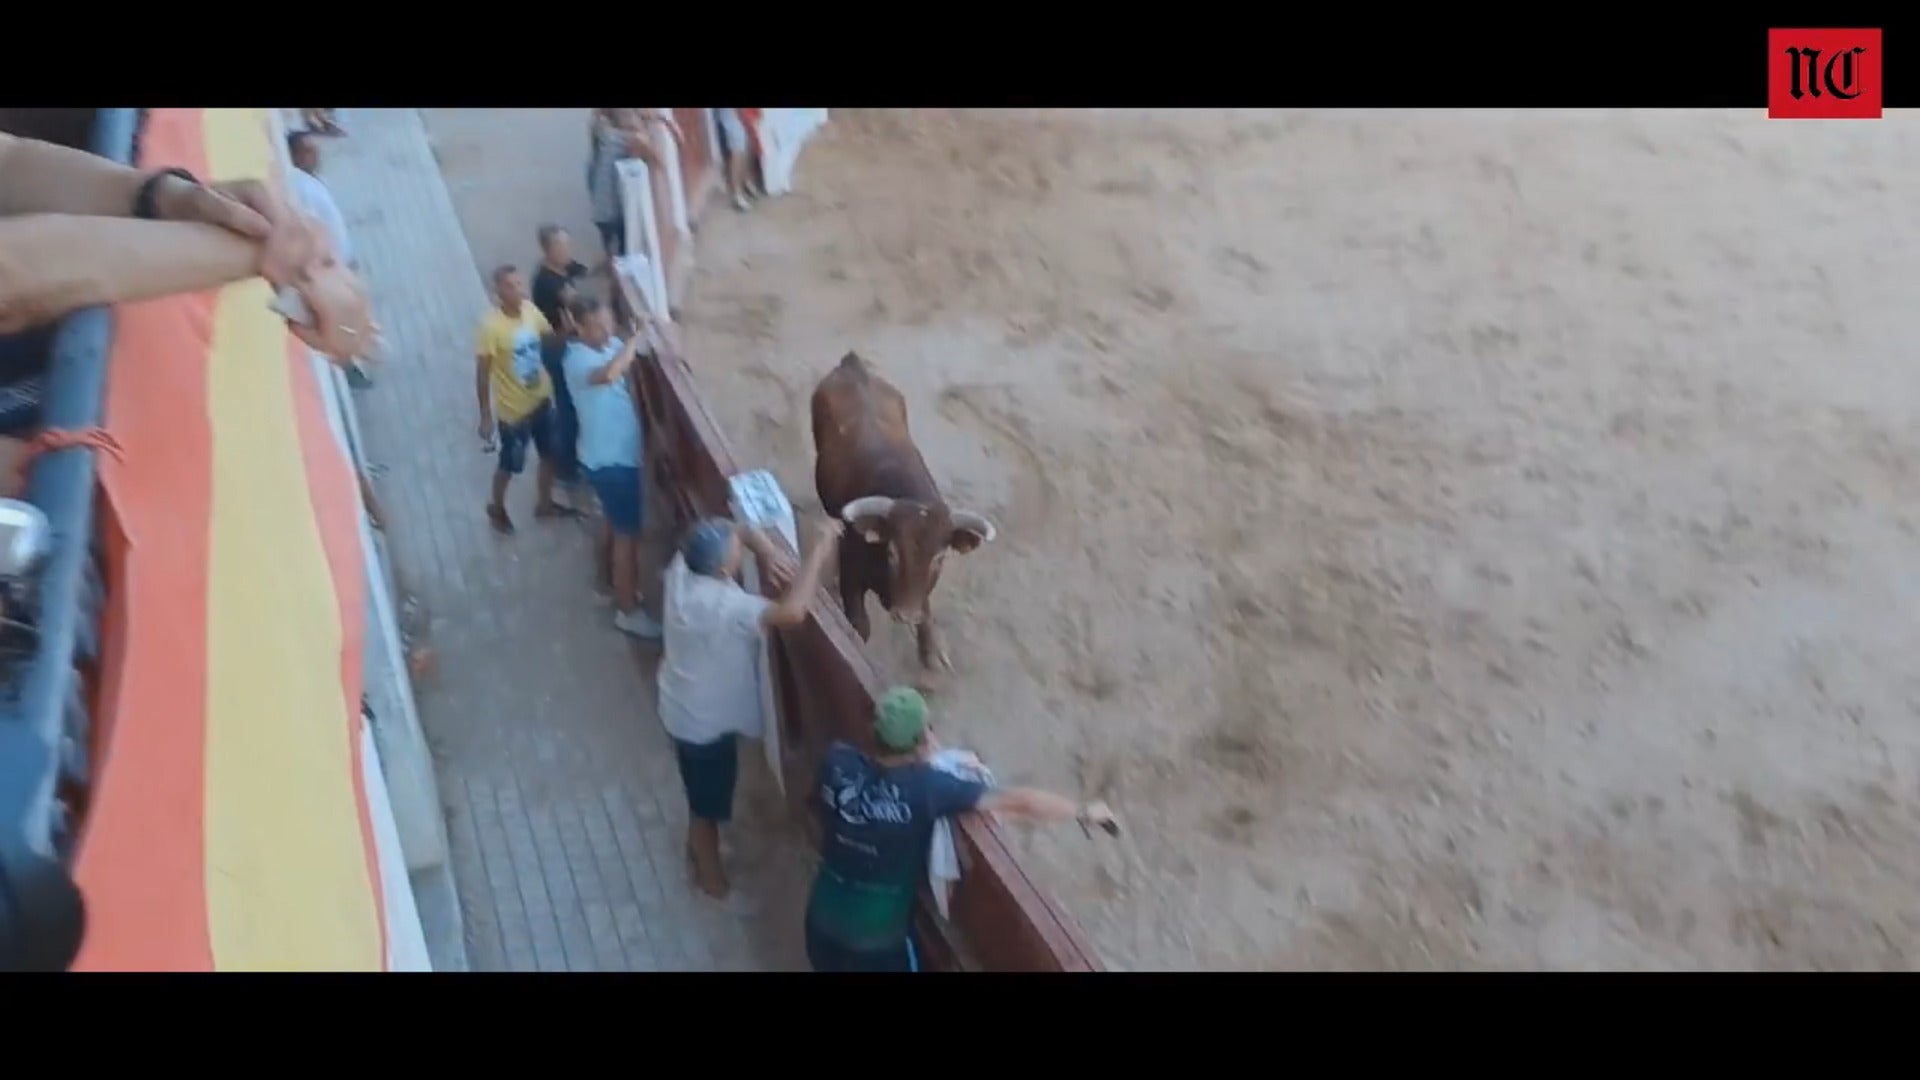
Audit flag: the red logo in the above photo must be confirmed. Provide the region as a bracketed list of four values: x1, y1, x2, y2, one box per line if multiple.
[1769, 28, 1883, 119]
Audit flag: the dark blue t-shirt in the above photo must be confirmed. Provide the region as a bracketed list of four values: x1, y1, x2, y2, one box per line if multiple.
[806, 740, 987, 950]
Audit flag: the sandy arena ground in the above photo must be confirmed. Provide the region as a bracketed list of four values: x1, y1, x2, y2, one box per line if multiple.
[676, 109, 1920, 970]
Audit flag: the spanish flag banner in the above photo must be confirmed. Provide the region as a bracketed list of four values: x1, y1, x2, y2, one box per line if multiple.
[70, 109, 387, 971]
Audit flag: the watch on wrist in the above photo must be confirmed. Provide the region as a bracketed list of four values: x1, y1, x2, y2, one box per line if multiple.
[132, 166, 199, 220]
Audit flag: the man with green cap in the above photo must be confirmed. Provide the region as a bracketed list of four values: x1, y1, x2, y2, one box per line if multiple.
[804, 685, 1117, 972]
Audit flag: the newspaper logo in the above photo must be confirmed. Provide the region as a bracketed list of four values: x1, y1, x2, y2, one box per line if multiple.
[1770, 28, 1883, 119]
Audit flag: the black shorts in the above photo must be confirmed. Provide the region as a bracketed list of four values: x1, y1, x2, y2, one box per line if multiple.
[673, 732, 738, 824]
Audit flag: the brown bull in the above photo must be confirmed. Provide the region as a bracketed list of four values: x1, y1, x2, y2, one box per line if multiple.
[811, 352, 996, 672]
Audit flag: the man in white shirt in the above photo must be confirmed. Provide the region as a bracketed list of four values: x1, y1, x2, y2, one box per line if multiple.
[285, 131, 352, 268]
[286, 130, 368, 385]
[656, 515, 840, 899]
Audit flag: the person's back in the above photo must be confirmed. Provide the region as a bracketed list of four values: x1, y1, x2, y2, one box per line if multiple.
[801, 685, 1118, 972]
[808, 737, 984, 967]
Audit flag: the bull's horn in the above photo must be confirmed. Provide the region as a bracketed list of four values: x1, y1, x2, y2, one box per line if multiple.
[950, 510, 997, 544]
[841, 496, 896, 524]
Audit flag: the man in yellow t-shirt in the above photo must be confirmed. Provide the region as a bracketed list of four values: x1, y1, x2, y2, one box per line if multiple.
[475, 264, 581, 534]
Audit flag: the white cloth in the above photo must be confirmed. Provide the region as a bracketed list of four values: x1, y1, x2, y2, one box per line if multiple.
[656, 553, 773, 745]
[729, 470, 797, 794]
[927, 748, 995, 921]
[288, 166, 354, 268]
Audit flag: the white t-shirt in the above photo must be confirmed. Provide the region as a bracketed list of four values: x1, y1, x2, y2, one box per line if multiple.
[656, 553, 774, 746]
[288, 166, 354, 268]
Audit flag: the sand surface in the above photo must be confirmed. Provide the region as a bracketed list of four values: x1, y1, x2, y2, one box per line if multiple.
[676, 109, 1920, 970]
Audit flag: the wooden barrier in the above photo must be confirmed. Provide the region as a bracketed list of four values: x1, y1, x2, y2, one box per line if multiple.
[632, 344, 1101, 972]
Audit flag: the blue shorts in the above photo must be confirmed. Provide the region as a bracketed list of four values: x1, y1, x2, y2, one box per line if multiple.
[589, 466, 643, 535]
[496, 402, 554, 476]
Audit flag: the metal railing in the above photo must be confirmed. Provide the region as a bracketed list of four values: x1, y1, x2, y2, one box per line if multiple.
[0, 107, 138, 969]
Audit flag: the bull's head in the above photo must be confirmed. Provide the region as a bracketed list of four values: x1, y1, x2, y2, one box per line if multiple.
[840, 496, 995, 625]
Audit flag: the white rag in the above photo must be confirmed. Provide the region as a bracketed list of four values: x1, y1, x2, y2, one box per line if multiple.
[728, 469, 797, 795]
[927, 748, 995, 921]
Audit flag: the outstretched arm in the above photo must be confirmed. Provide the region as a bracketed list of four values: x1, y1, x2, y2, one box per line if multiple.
[0, 131, 148, 219]
[978, 788, 1117, 831]
[0, 214, 259, 334]
[759, 520, 842, 630]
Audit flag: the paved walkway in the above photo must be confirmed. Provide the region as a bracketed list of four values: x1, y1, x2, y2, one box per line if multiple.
[326, 108, 810, 971]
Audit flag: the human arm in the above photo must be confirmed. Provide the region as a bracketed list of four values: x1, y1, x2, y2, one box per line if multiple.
[739, 526, 799, 590]
[587, 332, 642, 386]
[0, 131, 151, 219]
[977, 788, 1118, 832]
[0, 133, 313, 282]
[758, 519, 842, 630]
[0, 214, 255, 334]
[473, 330, 494, 438]
[530, 306, 563, 350]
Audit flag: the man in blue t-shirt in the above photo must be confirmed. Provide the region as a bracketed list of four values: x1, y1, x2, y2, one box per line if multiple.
[560, 294, 660, 639]
[804, 686, 1117, 972]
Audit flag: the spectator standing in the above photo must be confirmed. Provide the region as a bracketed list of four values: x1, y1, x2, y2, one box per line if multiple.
[657, 516, 840, 898]
[586, 109, 644, 270]
[560, 295, 661, 640]
[715, 109, 757, 213]
[530, 224, 589, 494]
[803, 686, 1117, 972]
[286, 130, 373, 388]
[474, 265, 579, 534]
[285, 132, 353, 268]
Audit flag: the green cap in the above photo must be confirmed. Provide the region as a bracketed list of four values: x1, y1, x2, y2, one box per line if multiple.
[873, 686, 929, 751]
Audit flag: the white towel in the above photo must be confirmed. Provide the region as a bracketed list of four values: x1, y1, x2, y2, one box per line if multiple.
[927, 748, 995, 921]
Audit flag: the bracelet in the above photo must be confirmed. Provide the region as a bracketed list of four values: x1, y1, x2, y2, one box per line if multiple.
[132, 166, 198, 220]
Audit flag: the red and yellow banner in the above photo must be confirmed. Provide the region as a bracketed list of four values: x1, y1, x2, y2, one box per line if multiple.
[71, 109, 387, 970]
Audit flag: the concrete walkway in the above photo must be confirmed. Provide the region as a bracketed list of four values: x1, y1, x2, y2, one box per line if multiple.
[325, 108, 809, 971]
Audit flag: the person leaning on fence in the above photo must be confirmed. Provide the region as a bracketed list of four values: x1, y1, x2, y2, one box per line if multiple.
[586, 109, 681, 271]
[656, 515, 841, 899]
[560, 293, 660, 639]
[803, 686, 1117, 973]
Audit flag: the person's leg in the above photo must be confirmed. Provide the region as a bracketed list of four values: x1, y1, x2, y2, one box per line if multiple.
[542, 348, 581, 491]
[676, 733, 739, 898]
[718, 110, 753, 211]
[529, 405, 580, 519]
[590, 465, 651, 614]
[727, 152, 752, 211]
[488, 419, 529, 534]
[596, 220, 625, 266]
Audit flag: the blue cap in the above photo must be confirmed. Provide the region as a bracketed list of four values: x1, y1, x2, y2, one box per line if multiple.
[681, 517, 734, 575]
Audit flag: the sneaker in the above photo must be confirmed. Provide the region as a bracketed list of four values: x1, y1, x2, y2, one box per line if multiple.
[614, 609, 663, 640]
[732, 193, 752, 212]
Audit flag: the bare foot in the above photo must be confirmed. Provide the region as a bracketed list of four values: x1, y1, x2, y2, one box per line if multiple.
[686, 842, 730, 899]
